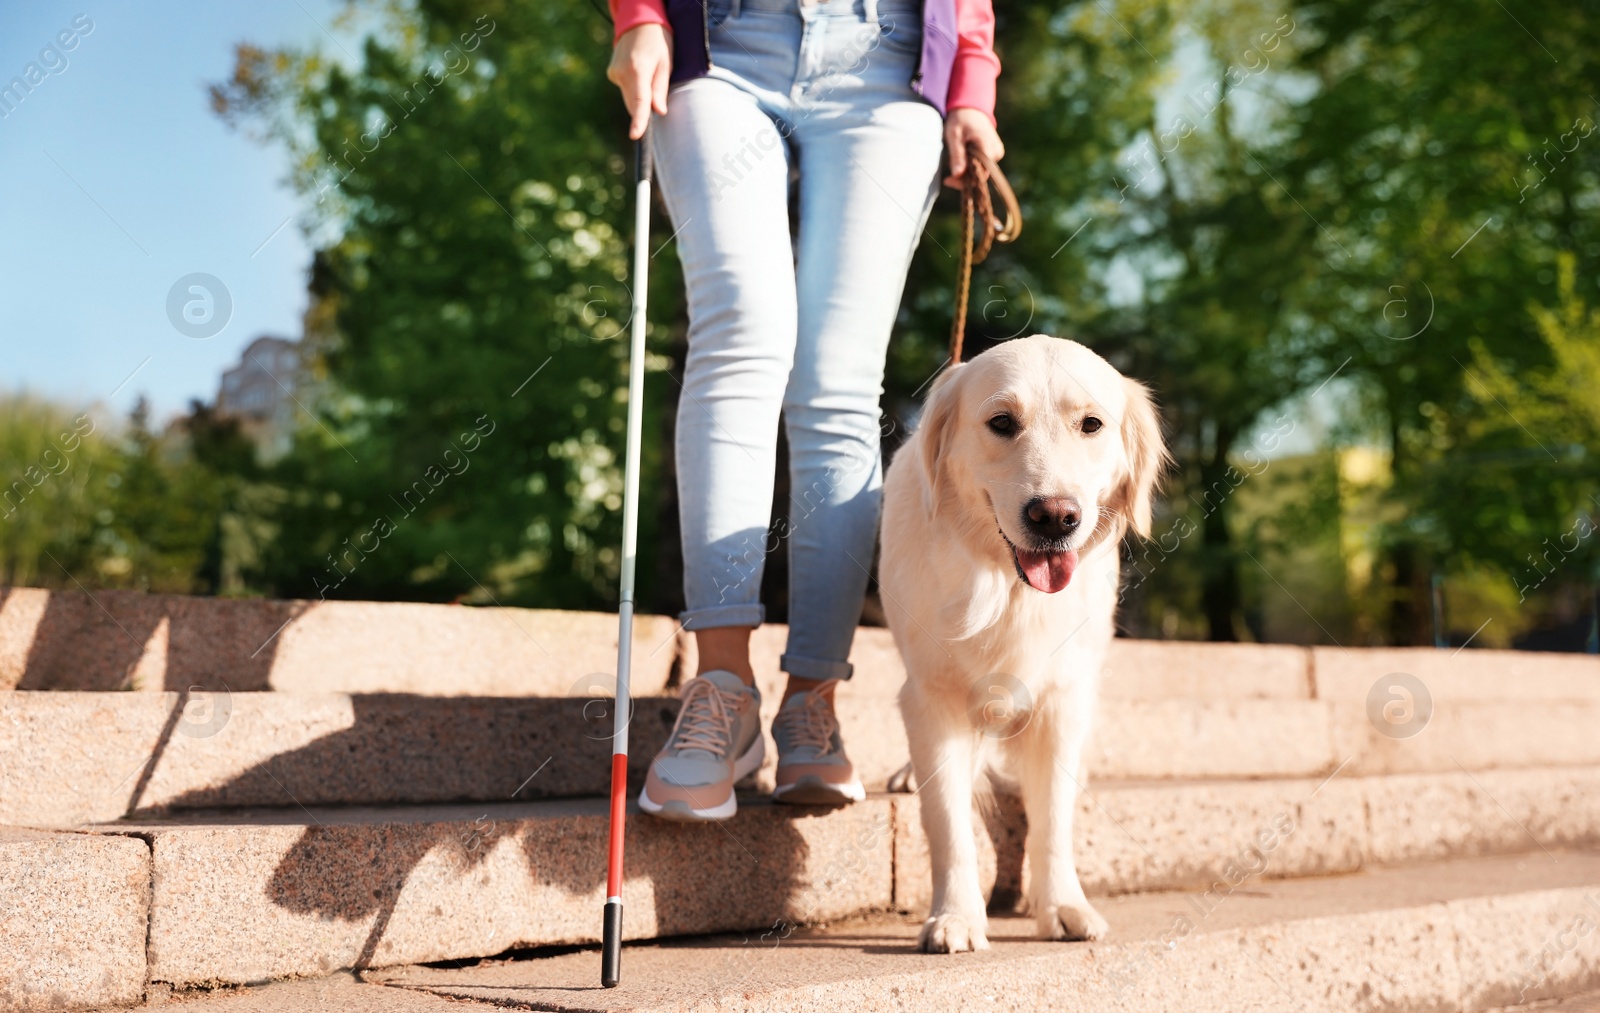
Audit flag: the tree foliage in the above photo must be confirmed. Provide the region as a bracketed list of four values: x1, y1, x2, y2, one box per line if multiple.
[10, 0, 1593, 649]
[0, 397, 242, 593]
[883, 0, 1600, 644]
[210, 0, 679, 608]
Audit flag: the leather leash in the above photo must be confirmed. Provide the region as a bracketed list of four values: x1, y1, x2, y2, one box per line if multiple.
[949, 141, 1022, 366]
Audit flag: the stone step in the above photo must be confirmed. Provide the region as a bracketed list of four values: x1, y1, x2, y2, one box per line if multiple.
[686, 622, 1319, 701]
[1495, 990, 1600, 1011]
[150, 852, 1600, 1013]
[105, 973, 493, 1011]
[0, 827, 149, 1013]
[0, 691, 676, 829]
[0, 586, 1321, 701]
[80, 765, 1600, 989]
[8, 587, 1597, 707]
[12, 684, 1600, 828]
[1312, 644, 1600, 702]
[0, 586, 683, 697]
[372, 851, 1600, 1013]
[0, 691, 1330, 827]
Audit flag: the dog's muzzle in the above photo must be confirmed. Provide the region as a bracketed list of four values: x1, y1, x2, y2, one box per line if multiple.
[1003, 496, 1081, 593]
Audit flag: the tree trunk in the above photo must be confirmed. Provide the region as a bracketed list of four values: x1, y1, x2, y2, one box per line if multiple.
[1381, 390, 1430, 646]
[1385, 541, 1430, 646]
[1199, 429, 1242, 642]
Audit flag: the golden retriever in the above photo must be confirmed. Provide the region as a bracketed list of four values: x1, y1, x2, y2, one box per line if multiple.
[880, 334, 1167, 953]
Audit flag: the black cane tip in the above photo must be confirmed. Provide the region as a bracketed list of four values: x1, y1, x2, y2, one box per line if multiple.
[601, 899, 623, 987]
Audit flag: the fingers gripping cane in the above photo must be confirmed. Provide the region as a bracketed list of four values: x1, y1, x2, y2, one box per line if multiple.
[601, 123, 652, 989]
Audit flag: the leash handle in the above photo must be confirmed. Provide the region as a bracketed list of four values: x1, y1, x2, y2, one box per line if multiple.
[949, 142, 1022, 366]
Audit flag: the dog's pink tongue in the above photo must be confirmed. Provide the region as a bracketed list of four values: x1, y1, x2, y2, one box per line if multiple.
[1015, 549, 1078, 593]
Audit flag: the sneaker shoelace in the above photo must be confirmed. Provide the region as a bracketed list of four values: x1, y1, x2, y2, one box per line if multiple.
[670, 678, 743, 757]
[775, 691, 839, 756]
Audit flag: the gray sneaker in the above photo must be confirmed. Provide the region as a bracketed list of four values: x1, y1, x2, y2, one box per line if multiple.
[771, 685, 865, 806]
[639, 670, 764, 821]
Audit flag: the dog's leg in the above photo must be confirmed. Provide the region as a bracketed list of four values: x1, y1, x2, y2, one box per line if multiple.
[1018, 700, 1108, 942]
[906, 701, 989, 953]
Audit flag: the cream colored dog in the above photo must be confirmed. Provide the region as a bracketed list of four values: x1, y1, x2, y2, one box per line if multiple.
[880, 334, 1166, 953]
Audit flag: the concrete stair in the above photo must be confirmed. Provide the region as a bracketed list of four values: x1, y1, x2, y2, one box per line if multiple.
[77, 853, 1600, 1011]
[9, 687, 1600, 828]
[7, 638, 1600, 828]
[0, 828, 148, 1012]
[0, 587, 1597, 1010]
[61, 766, 1600, 989]
[361, 851, 1600, 1012]
[1497, 992, 1600, 1011]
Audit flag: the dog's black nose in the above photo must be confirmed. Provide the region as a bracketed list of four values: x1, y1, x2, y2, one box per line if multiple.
[1023, 496, 1080, 541]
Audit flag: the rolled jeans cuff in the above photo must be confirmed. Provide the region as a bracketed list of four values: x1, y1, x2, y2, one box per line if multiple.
[780, 652, 854, 681]
[680, 603, 766, 631]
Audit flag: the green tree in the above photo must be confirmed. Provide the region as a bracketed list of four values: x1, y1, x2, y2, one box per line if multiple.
[212, 0, 680, 608]
[198, 0, 1597, 648]
[1272, 0, 1600, 642]
[0, 396, 113, 587]
[0, 396, 240, 594]
[1426, 253, 1600, 600]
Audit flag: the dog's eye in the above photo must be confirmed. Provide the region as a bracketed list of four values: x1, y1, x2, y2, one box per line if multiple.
[987, 413, 1017, 436]
[1081, 416, 1104, 435]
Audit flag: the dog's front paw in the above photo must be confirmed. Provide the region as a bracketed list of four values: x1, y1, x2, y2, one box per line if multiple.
[919, 913, 990, 953]
[1037, 899, 1109, 942]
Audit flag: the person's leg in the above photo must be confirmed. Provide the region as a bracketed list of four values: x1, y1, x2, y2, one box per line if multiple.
[653, 73, 798, 686]
[768, 0, 943, 805]
[641, 27, 803, 819]
[781, 1, 945, 695]
[695, 626, 754, 682]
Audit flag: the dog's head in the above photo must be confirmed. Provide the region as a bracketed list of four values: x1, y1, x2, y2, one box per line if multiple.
[916, 335, 1167, 593]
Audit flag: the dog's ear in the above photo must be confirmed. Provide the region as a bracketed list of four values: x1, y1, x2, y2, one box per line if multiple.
[918, 365, 964, 517]
[1113, 377, 1168, 538]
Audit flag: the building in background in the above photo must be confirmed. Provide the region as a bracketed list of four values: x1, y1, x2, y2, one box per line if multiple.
[215, 335, 301, 461]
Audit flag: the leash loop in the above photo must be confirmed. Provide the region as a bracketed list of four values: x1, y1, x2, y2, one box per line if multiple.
[950, 142, 1022, 366]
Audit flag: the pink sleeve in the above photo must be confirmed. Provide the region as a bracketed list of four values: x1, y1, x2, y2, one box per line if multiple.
[947, 0, 1001, 124]
[610, 0, 670, 43]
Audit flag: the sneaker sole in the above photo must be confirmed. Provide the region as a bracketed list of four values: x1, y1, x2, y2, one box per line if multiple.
[638, 733, 767, 822]
[772, 775, 866, 806]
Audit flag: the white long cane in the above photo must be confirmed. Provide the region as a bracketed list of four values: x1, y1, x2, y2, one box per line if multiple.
[601, 122, 651, 989]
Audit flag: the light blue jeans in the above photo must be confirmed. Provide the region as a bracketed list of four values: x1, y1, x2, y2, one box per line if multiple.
[655, 0, 944, 681]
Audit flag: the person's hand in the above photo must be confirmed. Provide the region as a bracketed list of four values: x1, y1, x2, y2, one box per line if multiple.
[607, 23, 672, 140]
[944, 107, 1005, 188]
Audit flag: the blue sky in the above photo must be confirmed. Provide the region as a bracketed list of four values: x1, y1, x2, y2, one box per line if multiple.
[0, 2, 365, 425]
